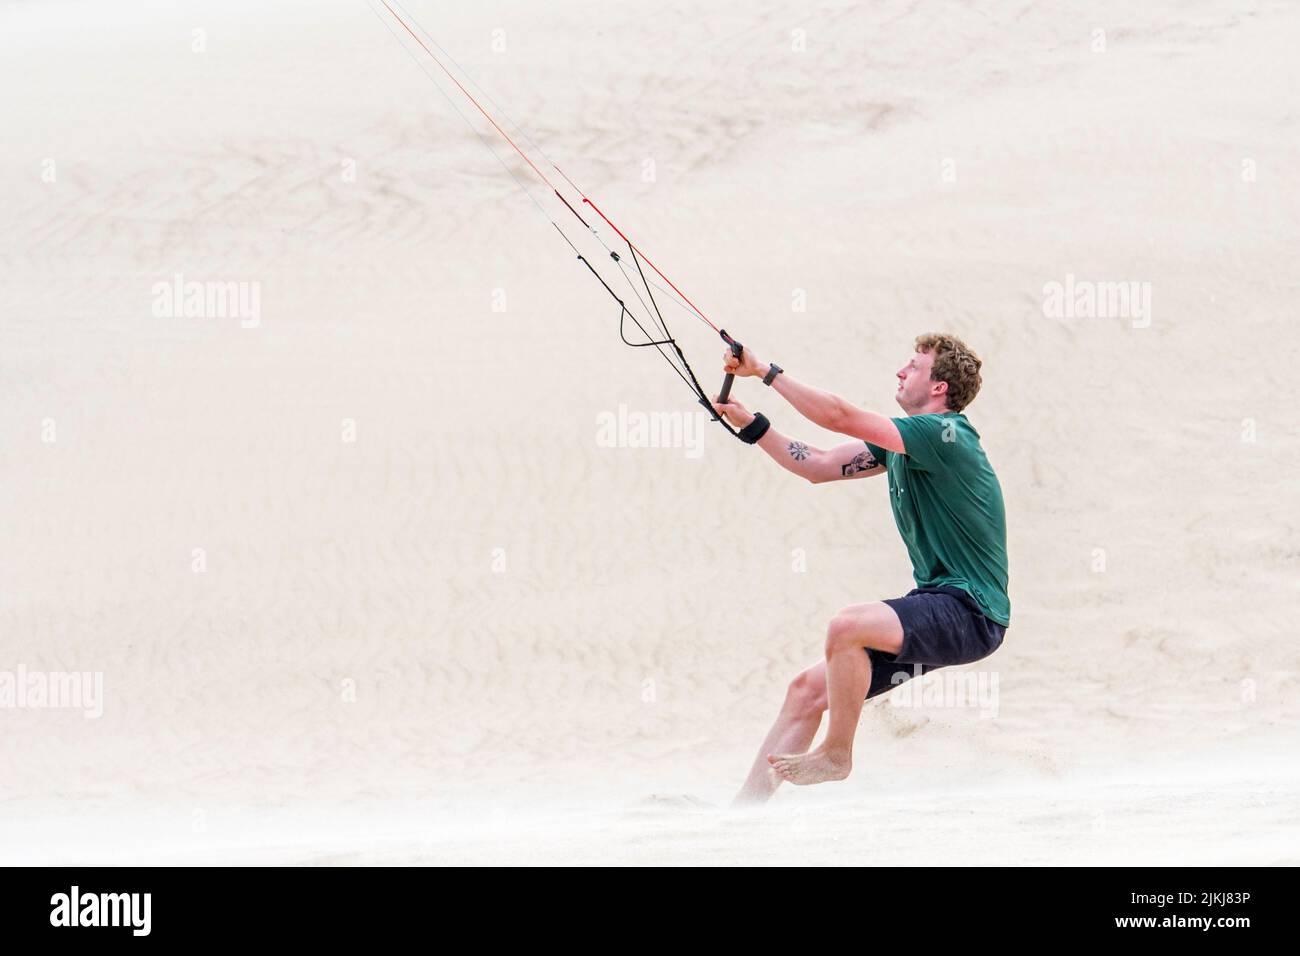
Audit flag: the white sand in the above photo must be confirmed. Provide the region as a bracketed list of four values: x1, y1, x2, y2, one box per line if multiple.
[2, 0, 1298, 865]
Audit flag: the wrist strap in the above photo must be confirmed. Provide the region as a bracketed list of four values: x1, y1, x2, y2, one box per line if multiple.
[763, 363, 783, 386]
[738, 413, 771, 444]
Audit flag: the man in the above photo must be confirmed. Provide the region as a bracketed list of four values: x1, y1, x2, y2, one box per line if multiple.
[712, 334, 1010, 805]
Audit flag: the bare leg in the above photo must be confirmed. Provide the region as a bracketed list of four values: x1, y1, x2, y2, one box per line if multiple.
[769, 602, 903, 787]
[731, 663, 828, 806]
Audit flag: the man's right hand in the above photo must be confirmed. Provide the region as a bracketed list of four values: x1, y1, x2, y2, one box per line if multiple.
[722, 345, 767, 379]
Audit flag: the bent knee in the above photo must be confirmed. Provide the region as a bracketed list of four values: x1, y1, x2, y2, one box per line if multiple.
[825, 612, 859, 650]
[825, 603, 902, 655]
[784, 670, 827, 717]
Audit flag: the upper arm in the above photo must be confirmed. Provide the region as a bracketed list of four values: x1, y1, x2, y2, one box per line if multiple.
[834, 403, 906, 454]
[811, 440, 886, 483]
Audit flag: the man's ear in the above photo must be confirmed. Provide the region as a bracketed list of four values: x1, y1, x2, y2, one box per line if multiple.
[931, 379, 949, 400]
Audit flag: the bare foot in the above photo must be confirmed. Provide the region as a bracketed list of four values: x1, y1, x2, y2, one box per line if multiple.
[767, 747, 852, 786]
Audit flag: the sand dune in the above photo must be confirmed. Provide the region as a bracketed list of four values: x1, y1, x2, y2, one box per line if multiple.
[1, 0, 1297, 864]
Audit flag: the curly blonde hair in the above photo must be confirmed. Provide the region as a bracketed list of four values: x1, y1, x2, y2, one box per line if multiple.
[915, 333, 983, 412]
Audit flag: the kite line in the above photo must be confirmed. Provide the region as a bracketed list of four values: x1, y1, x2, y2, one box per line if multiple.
[367, 0, 747, 432]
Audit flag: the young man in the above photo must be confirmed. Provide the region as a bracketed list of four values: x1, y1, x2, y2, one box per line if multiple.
[711, 333, 1010, 805]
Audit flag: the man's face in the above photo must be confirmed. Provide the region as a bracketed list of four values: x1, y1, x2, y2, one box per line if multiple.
[895, 349, 939, 413]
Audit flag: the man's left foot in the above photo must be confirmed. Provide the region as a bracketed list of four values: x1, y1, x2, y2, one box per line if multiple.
[767, 747, 851, 786]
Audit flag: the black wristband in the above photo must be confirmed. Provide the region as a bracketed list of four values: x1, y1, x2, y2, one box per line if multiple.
[737, 413, 771, 444]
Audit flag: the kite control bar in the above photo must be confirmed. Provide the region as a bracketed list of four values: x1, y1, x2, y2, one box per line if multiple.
[717, 329, 744, 404]
[713, 328, 770, 445]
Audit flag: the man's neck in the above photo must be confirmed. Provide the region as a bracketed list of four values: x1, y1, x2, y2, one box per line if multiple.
[904, 402, 957, 417]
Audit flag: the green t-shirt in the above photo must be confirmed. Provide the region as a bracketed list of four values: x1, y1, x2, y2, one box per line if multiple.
[865, 413, 1010, 626]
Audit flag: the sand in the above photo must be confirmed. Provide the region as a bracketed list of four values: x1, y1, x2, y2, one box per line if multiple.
[1, 0, 1297, 864]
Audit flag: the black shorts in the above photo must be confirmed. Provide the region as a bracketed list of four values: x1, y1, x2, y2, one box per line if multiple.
[866, 586, 1007, 699]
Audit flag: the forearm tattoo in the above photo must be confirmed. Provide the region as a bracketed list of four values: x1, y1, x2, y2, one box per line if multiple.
[788, 441, 810, 461]
[841, 450, 878, 476]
